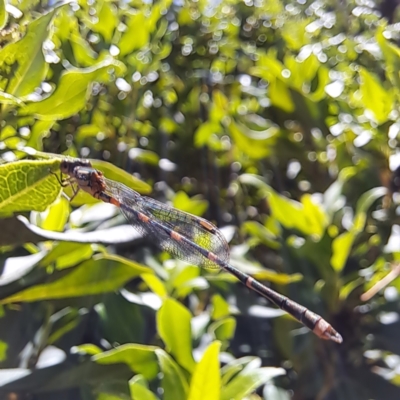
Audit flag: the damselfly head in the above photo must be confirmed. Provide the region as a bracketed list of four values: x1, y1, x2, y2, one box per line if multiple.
[60, 159, 91, 175]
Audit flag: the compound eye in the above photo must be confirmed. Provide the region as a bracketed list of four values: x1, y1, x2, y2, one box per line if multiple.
[60, 160, 68, 174]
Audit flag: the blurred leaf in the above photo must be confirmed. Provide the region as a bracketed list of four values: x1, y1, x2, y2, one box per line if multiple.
[252, 270, 303, 285]
[269, 79, 295, 113]
[331, 187, 387, 272]
[1, 254, 151, 304]
[92, 344, 158, 380]
[331, 231, 355, 272]
[0, 159, 60, 214]
[129, 375, 158, 400]
[0, 0, 7, 30]
[142, 273, 167, 297]
[20, 59, 126, 120]
[240, 174, 328, 237]
[155, 349, 189, 400]
[0, 9, 57, 97]
[229, 121, 277, 160]
[91, 158, 152, 195]
[39, 196, 70, 232]
[209, 317, 236, 342]
[194, 121, 222, 147]
[173, 191, 208, 217]
[242, 221, 280, 249]
[40, 242, 94, 270]
[91, 1, 118, 43]
[359, 68, 393, 124]
[211, 294, 230, 320]
[220, 366, 285, 400]
[156, 298, 195, 372]
[188, 341, 221, 400]
[0, 91, 23, 105]
[0, 341, 7, 362]
[14, 215, 141, 245]
[119, 12, 149, 56]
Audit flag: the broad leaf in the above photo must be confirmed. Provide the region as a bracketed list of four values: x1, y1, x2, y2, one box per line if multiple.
[92, 344, 159, 380]
[1, 254, 151, 304]
[0, 159, 60, 213]
[20, 59, 126, 120]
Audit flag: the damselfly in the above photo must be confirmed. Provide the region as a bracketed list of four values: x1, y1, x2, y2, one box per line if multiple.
[56, 159, 343, 344]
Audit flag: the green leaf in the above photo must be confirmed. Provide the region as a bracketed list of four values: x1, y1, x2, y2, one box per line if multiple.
[0, 159, 61, 214]
[39, 196, 70, 232]
[173, 191, 208, 217]
[142, 273, 167, 297]
[129, 375, 158, 400]
[211, 294, 230, 320]
[194, 121, 222, 147]
[0, 340, 8, 362]
[269, 79, 295, 112]
[91, 1, 118, 43]
[20, 59, 126, 120]
[0, 9, 57, 97]
[252, 270, 303, 285]
[0, 0, 7, 30]
[1, 254, 151, 304]
[0, 90, 23, 105]
[229, 121, 277, 160]
[188, 341, 221, 400]
[209, 318, 236, 342]
[359, 68, 393, 124]
[92, 344, 159, 380]
[330, 231, 355, 272]
[119, 12, 149, 56]
[156, 298, 195, 372]
[155, 349, 189, 400]
[240, 174, 328, 237]
[91, 158, 152, 195]
[39, 242, 94, 270]
[220, 366, 285, 400]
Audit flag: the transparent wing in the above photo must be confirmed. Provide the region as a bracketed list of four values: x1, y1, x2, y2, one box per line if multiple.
[102, 178, 229, 268]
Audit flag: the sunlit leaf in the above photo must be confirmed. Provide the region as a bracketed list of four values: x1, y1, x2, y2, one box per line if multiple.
[0, 0, 7, 30]
[331, 231, 355, 272]
[142, 273, 167, 297]
[211, 294, 230, 320]
[269, 79, 295, 113]
[0, 159, 60, 214]
[129, 375, 158, 400]
[20, 59, 126, 120]
[1, 254, 151, 304]
[39, 196, 70, 232]
[188, 341, 221, 400]
[119, 12, 149, 56]
[0, 9, 57, 97]
[229, 121, 276, 159]
[155, 349, 189, 400]
[92, 343, 159, 380]
[359, 68, 393, 124]
[156, 298, 195, 372]
[92, 1, 118, 43]
[209, 318, 236, 342]
[220, 366, 285, 400]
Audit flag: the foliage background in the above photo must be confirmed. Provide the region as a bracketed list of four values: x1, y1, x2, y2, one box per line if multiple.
[1, 0, 400, 399]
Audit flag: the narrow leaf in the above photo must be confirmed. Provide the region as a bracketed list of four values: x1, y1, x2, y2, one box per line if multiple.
[188, 341, 221, 400]
[155, 349, 189, 400]
[156, 298, 195, 372]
